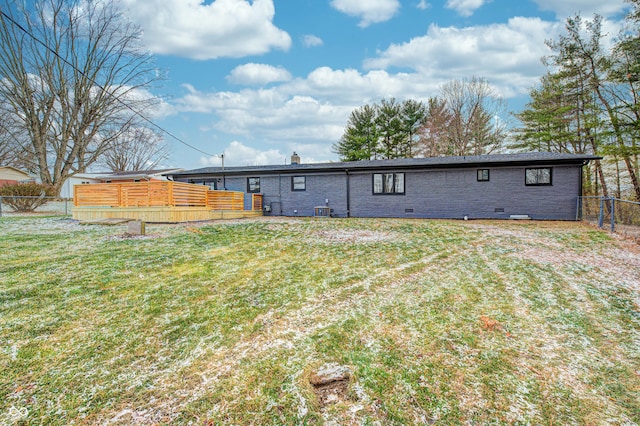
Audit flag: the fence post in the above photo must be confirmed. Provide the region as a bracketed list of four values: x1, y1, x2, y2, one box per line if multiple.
[0, 196, 2, 217]
[610, 197, 615, 232]
[598, 197, 604, 228]
[576, 197, 581, 221]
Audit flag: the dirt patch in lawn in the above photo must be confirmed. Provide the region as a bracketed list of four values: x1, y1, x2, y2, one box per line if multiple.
[309, 364, 352, 407]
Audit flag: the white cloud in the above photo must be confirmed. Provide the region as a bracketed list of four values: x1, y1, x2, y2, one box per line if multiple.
[173, 31, 547, 153]
[363, 17, 563, 97]
[200, 141, 329, 166]
[445, 0, 487, 17]
[173, 68, 440, 159]
[302, 34, 324, 47]
[213, 94, 349, 143]
[142, 94, 176, 120]
[200, 141, 286, 166]
[227, 63, 292, 85]
[330, 0, 400, 27]
[169, 10, 628, 165]
[531, 0, 628, 19]
[296, 67, 439, 101]
[120, 0, 291, 60]
[416, 1, 431, 11]
[175, 84, 350, 153]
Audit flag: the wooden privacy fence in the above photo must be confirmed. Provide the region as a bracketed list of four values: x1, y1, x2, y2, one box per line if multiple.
[207, 190, 244, 210]
[74, 181, 252, 210]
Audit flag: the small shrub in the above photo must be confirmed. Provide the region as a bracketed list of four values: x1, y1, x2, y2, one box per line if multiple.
[0, 182, 55, 212]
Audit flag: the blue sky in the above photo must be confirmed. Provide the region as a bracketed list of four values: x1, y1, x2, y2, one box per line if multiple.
[117, 0, 630, 169]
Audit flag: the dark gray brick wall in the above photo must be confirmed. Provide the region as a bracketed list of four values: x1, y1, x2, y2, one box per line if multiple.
[348, 165, 580, 220]
[220, 173, 348, 216]
[277, 173, 348, 217]
[179, 164, 583, 220]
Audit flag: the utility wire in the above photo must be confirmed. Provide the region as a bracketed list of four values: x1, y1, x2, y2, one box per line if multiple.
[0, 7, 215, 157]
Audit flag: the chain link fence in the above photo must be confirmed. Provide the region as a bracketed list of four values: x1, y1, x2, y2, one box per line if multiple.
[578, 196, 640, 238]
[0, 196, 73, 217]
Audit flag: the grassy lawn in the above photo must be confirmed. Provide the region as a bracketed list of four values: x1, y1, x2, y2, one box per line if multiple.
[1, 216, 639, 425]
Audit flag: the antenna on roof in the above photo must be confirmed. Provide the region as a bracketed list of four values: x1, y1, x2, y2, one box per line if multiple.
[212, 153, 224, 170]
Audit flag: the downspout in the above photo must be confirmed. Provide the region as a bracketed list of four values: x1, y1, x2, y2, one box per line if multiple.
[278, 173, 282, 216]
[577, 160, 588, 220]
[345, 169, 350, 218]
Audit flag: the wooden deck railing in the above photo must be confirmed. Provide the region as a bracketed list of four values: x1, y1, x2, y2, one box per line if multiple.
[74, 181, 247, 210]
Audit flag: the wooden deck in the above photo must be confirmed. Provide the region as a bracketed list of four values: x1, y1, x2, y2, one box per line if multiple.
[72, 206, 263, 222]
[72, 181, 263, 223]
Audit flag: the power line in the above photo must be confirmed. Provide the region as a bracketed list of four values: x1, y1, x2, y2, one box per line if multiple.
[0, 7, 215, 158]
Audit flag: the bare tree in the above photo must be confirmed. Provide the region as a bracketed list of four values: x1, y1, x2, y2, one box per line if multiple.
[0, 0, 161, 195]
[99, 127, 170, 172]
[440, 77, 507, 155]
[0, 120, 18, 166]
[416, 97, 452, 157]
[0, 111, 31, 168]
[418, 77, 508, 156]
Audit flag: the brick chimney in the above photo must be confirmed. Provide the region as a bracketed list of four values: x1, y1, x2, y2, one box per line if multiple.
[291, 152, 300, 165]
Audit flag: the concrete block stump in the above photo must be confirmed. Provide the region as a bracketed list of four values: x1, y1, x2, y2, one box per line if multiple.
[128, 220, 146, 235]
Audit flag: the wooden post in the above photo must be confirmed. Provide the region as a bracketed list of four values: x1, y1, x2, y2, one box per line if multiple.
[117, 183, 123, 207]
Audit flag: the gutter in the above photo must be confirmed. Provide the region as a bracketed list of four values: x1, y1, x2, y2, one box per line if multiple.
[169, 156, 603, 180]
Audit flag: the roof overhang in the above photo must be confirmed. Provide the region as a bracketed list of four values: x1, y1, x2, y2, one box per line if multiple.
[95, 175, 154, 181]
[168, 153, 601, 180]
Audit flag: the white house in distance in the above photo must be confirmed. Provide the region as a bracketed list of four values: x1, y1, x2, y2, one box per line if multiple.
[59, 168, 185, 198]
[0, 166, 33, 187]
[59, 173, 103, 198]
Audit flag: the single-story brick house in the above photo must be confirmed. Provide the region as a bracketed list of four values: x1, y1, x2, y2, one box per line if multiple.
[167, 152, 600, 220]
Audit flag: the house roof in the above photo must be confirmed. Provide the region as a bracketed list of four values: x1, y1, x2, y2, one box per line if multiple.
[68, 173, 104, 180]
[96, 168, 184, 181]
[0, 165, 32, 178]
[168, 152, 601, 178]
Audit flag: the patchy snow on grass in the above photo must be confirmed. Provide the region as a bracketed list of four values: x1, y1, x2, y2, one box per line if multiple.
[1, 217, 639, 424]
[312, 229, 397, 244]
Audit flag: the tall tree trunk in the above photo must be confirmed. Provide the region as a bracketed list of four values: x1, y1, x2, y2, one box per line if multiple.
[594, 160, 609, 197]
[623, 156, 640, 201]
[594, 87, 640, 201]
